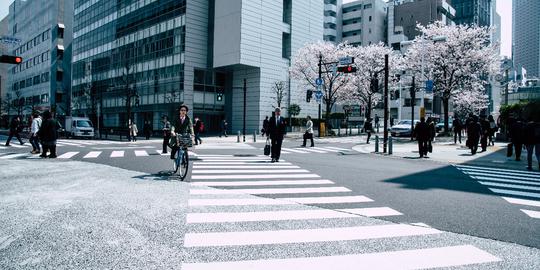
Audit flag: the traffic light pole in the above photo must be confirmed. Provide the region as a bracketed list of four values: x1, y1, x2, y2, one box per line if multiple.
[243, 79, 247, 142]
[318, 54, 322, 138]
[383, 54, 389, 154]
[410, 76, 416, 141]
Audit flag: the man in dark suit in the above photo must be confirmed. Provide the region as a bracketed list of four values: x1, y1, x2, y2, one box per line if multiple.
[267, 108, 287, 162]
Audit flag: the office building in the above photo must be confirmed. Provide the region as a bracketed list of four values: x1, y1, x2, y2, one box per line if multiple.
[324, 0, 343, 43]
[512, 0, 540, 78]
[341, 0, 387, 47]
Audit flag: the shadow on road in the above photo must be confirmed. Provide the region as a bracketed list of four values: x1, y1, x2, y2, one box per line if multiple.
[132, 171, 186, 182]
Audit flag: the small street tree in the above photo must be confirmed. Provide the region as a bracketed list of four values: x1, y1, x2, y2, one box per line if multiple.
[405, 22, 499, 131]
[290, 41, 355, 122]
[287, 103, 301, 126]
[271, 81, 287, 109]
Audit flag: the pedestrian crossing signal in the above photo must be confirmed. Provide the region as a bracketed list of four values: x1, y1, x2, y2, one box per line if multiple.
[216, 93, 223, 101]
[0, 55, 23, 64]
[306, 90, 313, 103]
[337, 66, 357, 73]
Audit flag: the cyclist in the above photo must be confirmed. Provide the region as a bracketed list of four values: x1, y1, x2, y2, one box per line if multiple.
[170, 105, 195, 160]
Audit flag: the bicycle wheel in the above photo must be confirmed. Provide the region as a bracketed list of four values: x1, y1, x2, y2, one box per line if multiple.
[173, 148, 181, 173]
[178, 149, 189, 180]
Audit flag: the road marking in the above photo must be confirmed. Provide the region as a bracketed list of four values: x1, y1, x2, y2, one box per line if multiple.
[472, 176, 540, 186]
[134, 150, 149, 157]
[192, 174, 320, 180]
[57, 152, 79, 159]
[186, 209, 358, 224]
[193, 162, 292, 165]
[0, 153, 28, 159]
[312, 147, 341, 152]
[83, 151, 101, 158]
[183, 224, 441, 247]
[110, 151, 124, 158]
[190, 180, 334, 187]
[461, 170, 540, 181]
[520, 209, 540, 219]
[324, 146, 351, 151]
[295, 148, 326, 153]
[189, 198, 295, 206]
[478, 181, 540, 192]
[456, 164, 540, 176]
[190, 187, 351, 195]
[282, 195, 374, 204]
[198, 159, 274, 162]
[340, 207, 403, 217]
[192, 169, 310, 174]
[56, 141, 80, 146]
[93, 146, 156, 150]
[181, 245, 500, 270]
[281, 148, 310, 153]
[7, 144, 26, 148]
[502, 197, 540, 207]
[193, 165, 300, 169]
[156, 150, 168, 156]
[488, 188, 540, 199]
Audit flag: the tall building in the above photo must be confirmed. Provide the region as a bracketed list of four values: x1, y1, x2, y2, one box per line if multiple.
[450, 0, 492, 26]
[7, 0, 73, 117]
[324, 0, 343, 43]
[513, 0, 540, 79]
[341, 0, 387, 47]
[71, 0, 323, 133]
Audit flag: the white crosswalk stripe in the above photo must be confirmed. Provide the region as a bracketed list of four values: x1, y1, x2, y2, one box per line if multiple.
[456, 164, 540, 220]
[0, 153, 29, 159]
[83, 151, 102, 158]
[57, 152, 79, 159]
[182, 156, 502, 269]
[262, 146, 353, 154]
[110, 151, 124, 158]
[134, 150, 149, 156]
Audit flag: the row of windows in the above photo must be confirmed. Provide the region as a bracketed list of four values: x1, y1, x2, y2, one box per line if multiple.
[13, 72, 50, 91]
[343, 3, 372, 13]
[116, 0, 186, 38]
[12, 94, 49, 107]
[12, 51, 50, 74]
[13, 29, 51, 56]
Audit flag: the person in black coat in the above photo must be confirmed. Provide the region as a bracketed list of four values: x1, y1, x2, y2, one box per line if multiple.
[267, 108, 287, 163]
[509, 117, 525, 161]
[37, 110, 62, 158]
[453, 117, 462, 144]
[479, 115, 490, 152]
[415, 117, 430, 158]
[143, 121, 152, 140]
[524, 118, 540, 171]
[466, 115, 482, 155]
[5, 116, 25, 146]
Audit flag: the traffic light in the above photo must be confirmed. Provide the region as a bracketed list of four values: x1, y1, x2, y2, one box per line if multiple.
[337, 65, 357, 73]
[306, 90, 313, 103]
[371, 78, 379, 92]
[0, 55, 23, 64]
[216, 93, 223, 101]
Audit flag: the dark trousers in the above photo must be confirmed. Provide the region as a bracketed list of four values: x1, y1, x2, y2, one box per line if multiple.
[470, 138, 479, 155]
[41, 144, 57, 157]
[418, 140, 428, 157]
[145, 132, 151, 140]
[302, 133, 314, 147]
[5, 131, 23, 145]
[366, 132, 372, 143]
[454, 130, 461, 144]
[194, 132, 202, 145]
[271, 138, 283, 161]
[514, 143, 523, 160]
[480, 135, 488, 151]
[526, 144, 540, 168]
[30, 136, 40, 152]
[163, 134, 170, 153]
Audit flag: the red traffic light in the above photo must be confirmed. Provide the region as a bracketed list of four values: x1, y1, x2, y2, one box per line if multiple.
[0, 55, 23, 64]
[337, 65, 357, 73]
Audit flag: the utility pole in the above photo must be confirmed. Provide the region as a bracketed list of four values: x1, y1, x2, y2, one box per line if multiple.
[243, 78, 246, 142]
[410, 75, 416, 141]
[383, 54, 389, 153]
[504, 69, 509, 106]
[318, 54, 322, 137]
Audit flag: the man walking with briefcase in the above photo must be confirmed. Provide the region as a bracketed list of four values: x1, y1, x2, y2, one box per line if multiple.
[267, 108, 287, 163]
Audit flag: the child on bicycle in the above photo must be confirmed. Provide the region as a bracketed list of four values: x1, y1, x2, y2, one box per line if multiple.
[170, 105, 195, 159]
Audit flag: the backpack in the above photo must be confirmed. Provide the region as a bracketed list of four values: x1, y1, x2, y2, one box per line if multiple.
[199, 121, 205, 133]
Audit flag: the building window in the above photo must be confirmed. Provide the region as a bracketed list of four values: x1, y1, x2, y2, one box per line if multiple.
[282, 33, 291, 59]
[41, 94, 49, 103]
[364, 4, 372, 9]
[33, 75, 41, 85]
[369, 16, 372, 22]
[283, 0, 292, 24]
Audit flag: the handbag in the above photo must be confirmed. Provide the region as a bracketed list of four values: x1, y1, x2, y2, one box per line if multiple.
[506, 143, 513, 157]
[428, 144, 433, 153]
[264, 138, 271, 156]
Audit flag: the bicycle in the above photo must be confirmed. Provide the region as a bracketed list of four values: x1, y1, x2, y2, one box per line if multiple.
[172, 134, 193, 180]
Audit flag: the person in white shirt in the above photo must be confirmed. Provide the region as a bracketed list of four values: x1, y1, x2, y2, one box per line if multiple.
[30, 112, 42, 154]
[301, 116, 314, 147]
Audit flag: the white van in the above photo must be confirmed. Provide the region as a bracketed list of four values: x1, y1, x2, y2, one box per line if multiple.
[65, 117, 95, 138]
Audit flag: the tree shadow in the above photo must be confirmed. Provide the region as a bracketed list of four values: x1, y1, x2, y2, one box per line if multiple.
[132, 170, 187, 182]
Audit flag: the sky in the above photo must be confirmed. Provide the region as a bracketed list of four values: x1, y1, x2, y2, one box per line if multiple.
[1, 0, 512, 57]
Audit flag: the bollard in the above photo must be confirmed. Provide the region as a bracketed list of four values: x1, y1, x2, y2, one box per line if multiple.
[358, 125, 361, 135]
[375, 135, 379, 153]
[388, 136, 393, 155]
[253, 131, 257, 142]
[237, 131, 241, 143]
[338, 127, 341, 136]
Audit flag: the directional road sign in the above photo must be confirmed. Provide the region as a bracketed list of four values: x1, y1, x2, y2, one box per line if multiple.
[315, 78, 323, 86]
[339, 56, 354, 65]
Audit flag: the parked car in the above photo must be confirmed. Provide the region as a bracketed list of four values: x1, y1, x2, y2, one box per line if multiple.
[390, 120, 419, 137]
[436, 122, 453, 132]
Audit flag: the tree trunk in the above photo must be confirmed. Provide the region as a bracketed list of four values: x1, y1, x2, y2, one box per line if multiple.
[366, 94, 372, 120]
[443, 97, 449, 133]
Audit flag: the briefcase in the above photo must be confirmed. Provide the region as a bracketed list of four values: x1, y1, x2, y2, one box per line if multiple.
[506, 143, 513, 157]
[264, 139, 271, 156]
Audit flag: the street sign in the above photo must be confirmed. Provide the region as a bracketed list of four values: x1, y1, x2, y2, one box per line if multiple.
[425, 80, 434, 93]
[0, 36, 22, 45]
[315, 90, 323, 99]
[315, 78, 323, 86]
[339, 56, 354, 65]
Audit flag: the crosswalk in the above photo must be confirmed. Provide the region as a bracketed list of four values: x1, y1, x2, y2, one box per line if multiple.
[0, 138, 130, 150]
[258, 146, 352, 155]
[0, 149, 196, 160]
[182, 155, 502, 269]
[456, 164, 540, 220]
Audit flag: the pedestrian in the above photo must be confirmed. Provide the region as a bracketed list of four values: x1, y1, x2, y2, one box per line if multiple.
[374, 114, 380, 133]
[169, 105, 194, 160]
[37, 110, 62, 158]
[364, 118, 373, 144]
[301, 115, 314, 147]
[5, 116, 25, 146]
[30, 112, 42, 154]
[509, 117, 525, 161]
[162, 116, 171, 154]
[488, 115, 497, 146]
[415, 117, 430, 158]
[524, 118, 540, 171]
[144, 121, 152, 140]
[390, 117, 395, 127]
[466, 115, 482, 155]
[453, 117, 462, 144]
[194, 117, 203, 145]
[129, 119, 138, 142]
[261, 116, 269, 136]
[427, 117, 436, 154]
[267, 108, 287, 163]
[479, 115, 490, 152]
[220, 119, 228, 137]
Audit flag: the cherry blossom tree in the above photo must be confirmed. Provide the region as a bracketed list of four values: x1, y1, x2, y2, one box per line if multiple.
[290, 41, 355, 122]
[453, 86, 489, 117]
[404, 22, 500, 131]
